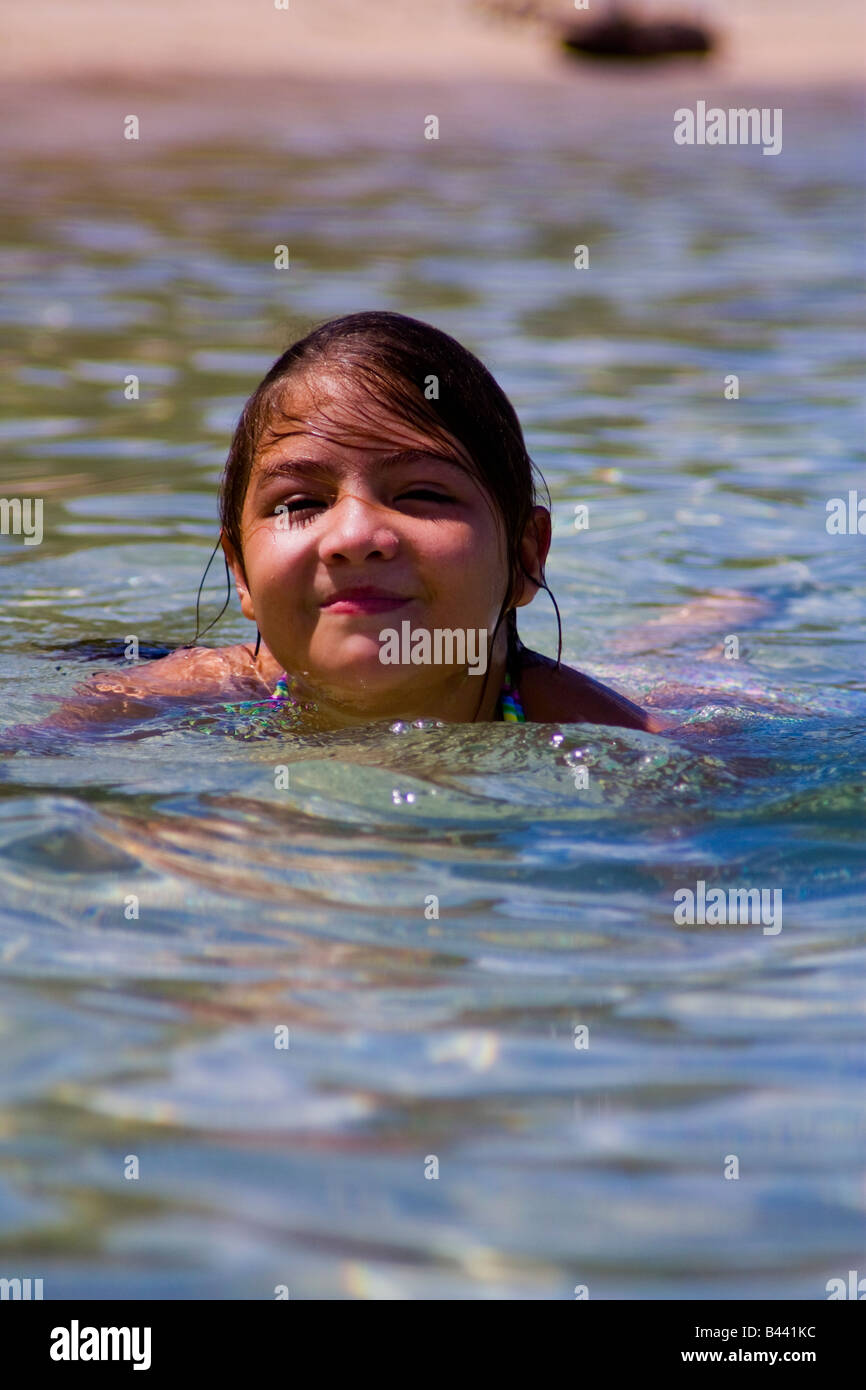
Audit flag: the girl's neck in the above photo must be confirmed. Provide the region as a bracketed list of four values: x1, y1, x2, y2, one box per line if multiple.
[249, 643, 283, 689]
[251, 641, 511, 725]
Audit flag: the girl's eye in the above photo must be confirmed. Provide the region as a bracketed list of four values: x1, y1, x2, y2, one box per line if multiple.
[277, 499, 323, 523]
[274, 490, 453, 524]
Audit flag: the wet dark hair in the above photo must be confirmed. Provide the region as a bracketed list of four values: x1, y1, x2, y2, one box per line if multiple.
[205, 311, 562, 705]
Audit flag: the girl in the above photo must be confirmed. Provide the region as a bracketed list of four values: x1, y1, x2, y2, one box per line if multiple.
[11, 311, 708, 736]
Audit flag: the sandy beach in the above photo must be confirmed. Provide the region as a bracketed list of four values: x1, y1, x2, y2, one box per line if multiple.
[3, 0, 864, 85]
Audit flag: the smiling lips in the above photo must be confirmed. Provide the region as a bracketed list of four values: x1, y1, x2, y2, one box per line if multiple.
[320, 586, 411, 615]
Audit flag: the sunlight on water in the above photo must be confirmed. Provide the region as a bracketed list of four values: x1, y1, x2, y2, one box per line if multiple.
[0, 75, 864, 1299]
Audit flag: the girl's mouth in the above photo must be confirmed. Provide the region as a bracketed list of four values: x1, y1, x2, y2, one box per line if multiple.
[321, 588, 412, 616]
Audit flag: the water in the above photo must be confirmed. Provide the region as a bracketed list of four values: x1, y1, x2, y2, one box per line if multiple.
[0, 74, 864, 1299]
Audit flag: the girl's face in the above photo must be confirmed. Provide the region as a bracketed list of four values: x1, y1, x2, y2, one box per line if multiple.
[225, 369, 549, 722]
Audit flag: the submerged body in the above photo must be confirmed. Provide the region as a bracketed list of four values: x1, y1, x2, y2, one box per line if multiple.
[16, 635, 669, 738]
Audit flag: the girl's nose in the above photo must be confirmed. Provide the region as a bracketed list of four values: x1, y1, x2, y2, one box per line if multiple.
[317, 491, 400, 564]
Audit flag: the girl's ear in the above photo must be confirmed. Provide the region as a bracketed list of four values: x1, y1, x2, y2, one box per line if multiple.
[220, 534, 257, 623]
[513, 506, 552, 608]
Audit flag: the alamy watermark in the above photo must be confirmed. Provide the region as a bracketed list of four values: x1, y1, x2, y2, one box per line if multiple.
[0, 1276, 43, 1299]
[0, 497, 43, 545]
[50, 1321, 151, 1370]
[674, 880, 782, 935]
[826, 490, 865, 535]
[826, 1270, 866, 1299]
[378, 622, 488, 676]
[674, 101, 782, 157]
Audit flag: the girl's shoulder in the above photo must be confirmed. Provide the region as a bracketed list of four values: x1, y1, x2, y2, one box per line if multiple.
[80, 643, 273, 699]
[516, 647, 672, 733]
[2, 645, 281, 743]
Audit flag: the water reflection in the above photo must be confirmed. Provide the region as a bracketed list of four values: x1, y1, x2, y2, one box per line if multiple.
[0, 76, 864, 1297]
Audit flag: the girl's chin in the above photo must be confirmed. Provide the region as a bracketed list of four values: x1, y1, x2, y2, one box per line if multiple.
[310, 642, 414, 678]
[286, 657, 437, 706]
[312, 665, 423, 695]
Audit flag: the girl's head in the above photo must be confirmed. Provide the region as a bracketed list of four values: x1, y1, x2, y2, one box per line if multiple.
[218, 311, 555, 720]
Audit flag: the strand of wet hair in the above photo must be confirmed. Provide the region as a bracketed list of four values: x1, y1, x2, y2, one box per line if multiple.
[181, 532, 232, 648]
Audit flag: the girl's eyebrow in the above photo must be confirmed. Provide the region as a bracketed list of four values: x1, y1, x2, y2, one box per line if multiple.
[254, 448, 465, 485]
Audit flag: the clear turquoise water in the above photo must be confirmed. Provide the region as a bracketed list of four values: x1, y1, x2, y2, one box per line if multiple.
[0, 75, 864, 1299]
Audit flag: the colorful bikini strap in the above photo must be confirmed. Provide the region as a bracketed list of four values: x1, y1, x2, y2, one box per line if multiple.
[499, 668, 526, 723]
[272, 671, 526, 721]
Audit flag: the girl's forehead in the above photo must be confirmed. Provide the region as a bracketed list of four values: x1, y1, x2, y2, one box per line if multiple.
[261, 372, 473, 469]
[268, 369, 408, 434]
[259, 421, 446, 462]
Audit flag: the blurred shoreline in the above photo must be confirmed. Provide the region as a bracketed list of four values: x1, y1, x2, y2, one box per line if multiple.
[3, 0, 865, 87]
[3, 71, 861, 162]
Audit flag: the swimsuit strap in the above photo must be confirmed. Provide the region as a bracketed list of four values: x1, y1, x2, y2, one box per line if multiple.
[271, 671, 526, 722]
[498, 667, 526, 723]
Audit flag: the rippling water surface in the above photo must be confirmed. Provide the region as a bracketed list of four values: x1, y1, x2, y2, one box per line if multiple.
[0, 75, 864, 1298]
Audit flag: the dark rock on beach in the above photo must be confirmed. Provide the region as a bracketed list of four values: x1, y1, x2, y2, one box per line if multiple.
[561, 13, 714, 61]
